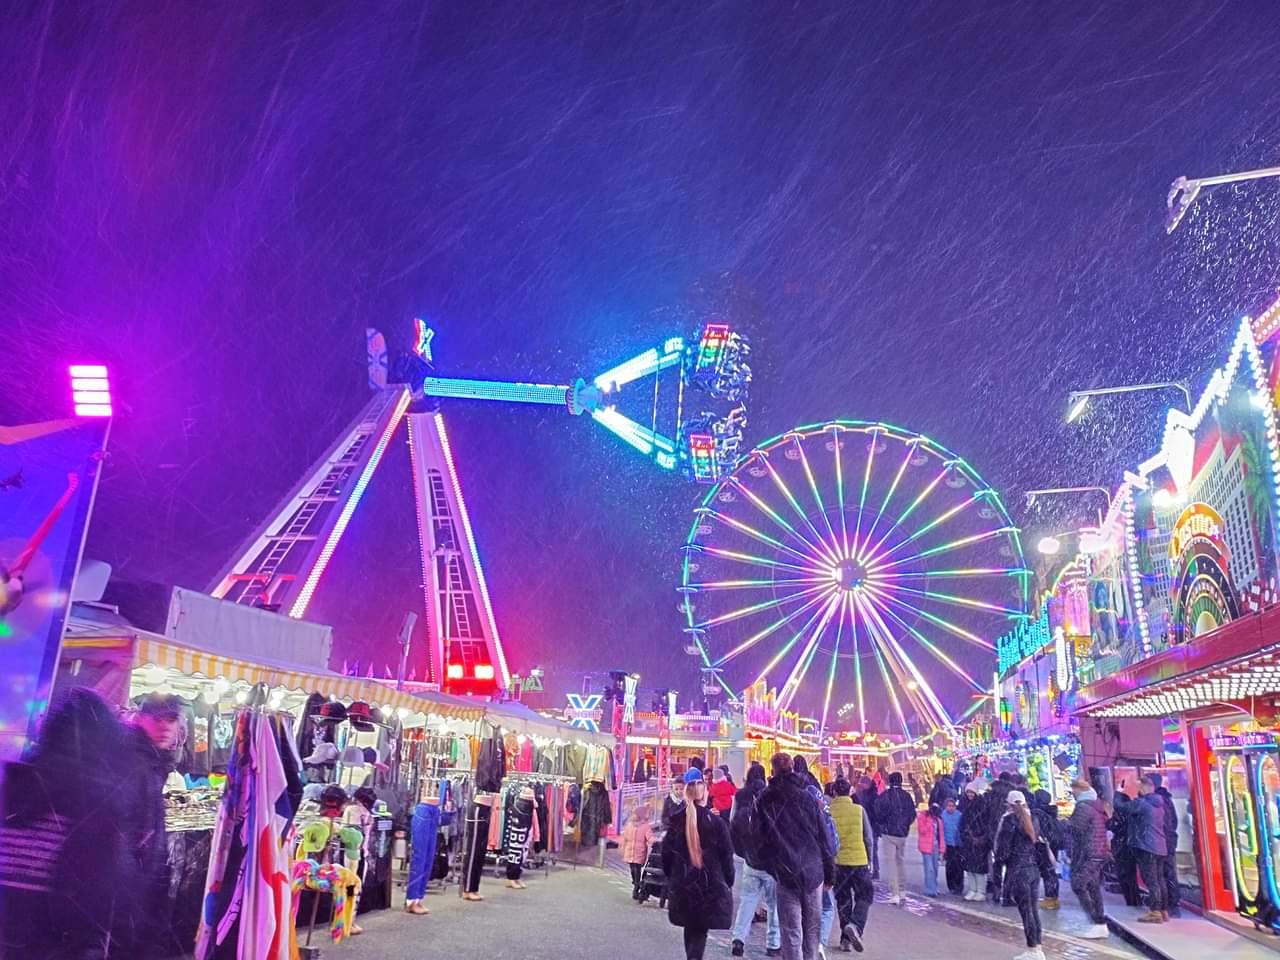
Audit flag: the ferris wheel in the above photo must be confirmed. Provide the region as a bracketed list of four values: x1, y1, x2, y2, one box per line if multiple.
[678, 420, 1029, 738]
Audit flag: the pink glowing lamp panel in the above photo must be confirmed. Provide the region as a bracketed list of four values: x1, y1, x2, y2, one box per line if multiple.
[68, 365, 112, 417]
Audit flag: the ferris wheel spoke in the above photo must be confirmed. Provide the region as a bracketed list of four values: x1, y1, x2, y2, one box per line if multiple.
[872, 566, 1030, 581]
[776, 591, 842, 713]
[850, 599, 867, 734]
[685, 576, 832, 592]
[829, 427, 849, 555]
[699, 507, 819, 566]
[860, 587, 987, 693]
[855, 583, 994, 650]
[697, 545, 830, 577]
[791, 434, 841, 557]
[753, 590, 842, 686]
[850, 428, 881, 559]
[875, 582, 1023, 618]
[857, 442, 915, 564]
[819, 594, 849, 736]
[858, 465, 949, 564]
[871, 526, 1015, 572]
[869, 492, 980, 565]
[697, 582, 834, 630]
[854, 594, 911, 739]
[729, 478, 839, 566]
[713, 588, 837, 667]
[758, 450, 841, 565]
[866, 603, 952, 732]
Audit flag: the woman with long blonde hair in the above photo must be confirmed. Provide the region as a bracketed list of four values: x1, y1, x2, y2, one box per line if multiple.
[662, 769, 736, 960]
[994, 791, 1046, 960]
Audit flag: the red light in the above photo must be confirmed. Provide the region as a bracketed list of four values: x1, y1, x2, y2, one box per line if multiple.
[447, 663, 464, 679]
[474, 664, 495, 680]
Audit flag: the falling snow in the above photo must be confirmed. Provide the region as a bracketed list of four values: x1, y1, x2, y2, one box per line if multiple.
[5, 2, 1280, 705]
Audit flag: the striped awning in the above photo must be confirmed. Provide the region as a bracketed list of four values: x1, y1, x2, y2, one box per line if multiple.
[62, 629, 484, 721]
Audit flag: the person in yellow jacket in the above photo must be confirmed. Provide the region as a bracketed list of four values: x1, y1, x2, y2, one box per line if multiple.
[829, 778, 875, 953]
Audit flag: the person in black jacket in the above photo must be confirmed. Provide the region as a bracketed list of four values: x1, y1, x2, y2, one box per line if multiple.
[1150, 774, 1181, 917]
[1067, 778, 1111, 939]
[996, 791, 1046, 960]
[730, 763, 781, 956]
[872, 772, 916, 905]
[854, 776, 880, 879]
[959, 779, 991, 900]
[664, 769, 736, 960]
[1031, 790, 1061, 909]
[756, 753, 835, 960]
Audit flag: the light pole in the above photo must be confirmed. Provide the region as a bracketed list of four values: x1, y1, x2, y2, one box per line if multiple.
[1066, 381, 1192, 423]
[1023, 487, 1113, 528]
[1167, 165, 1280, 233]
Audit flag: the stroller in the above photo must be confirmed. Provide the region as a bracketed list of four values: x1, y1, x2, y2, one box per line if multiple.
[638, 831, 668, 907]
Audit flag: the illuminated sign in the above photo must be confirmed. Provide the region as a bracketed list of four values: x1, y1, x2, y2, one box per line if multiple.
[1209, 732, 1278, 750]
[997, 605, 1051, 676]
[623, 675, 637, 724]
[695, 323, 731, 372]
[1169, 502, 1227, 562]
[565, 693, 603, 731]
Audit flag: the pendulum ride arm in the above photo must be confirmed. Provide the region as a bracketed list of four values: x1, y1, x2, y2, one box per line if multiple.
[209, 386, 411, 617]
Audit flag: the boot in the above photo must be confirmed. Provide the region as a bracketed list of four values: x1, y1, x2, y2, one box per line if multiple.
[1137, 911, 1165, 923]
[732, 941, 745, 957]
[1040, 897, 1060, 910]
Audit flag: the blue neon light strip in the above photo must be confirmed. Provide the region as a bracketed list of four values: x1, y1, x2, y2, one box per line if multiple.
[422, 376, 570, 406]
[593, 342, 685, 390]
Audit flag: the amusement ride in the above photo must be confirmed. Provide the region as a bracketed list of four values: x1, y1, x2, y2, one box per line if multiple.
[679, 421, 1030, 739]
[210, 319, 752, 697]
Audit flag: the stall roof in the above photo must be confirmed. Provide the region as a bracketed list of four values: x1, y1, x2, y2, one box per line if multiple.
[482, 699, 617, 747]
[61, 616, 485, 722]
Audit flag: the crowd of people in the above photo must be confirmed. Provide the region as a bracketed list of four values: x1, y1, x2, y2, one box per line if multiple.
[634, 758, 1179, 960]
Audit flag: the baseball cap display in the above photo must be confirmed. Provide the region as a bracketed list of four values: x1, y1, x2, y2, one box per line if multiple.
[318, 701, 348, 723]
[339, 745, 366, 766]
[304, 741, 340, 765]
[346, 701, 374, 731]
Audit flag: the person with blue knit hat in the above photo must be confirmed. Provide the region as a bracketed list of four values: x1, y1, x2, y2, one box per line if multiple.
[664, 765, 735, 960]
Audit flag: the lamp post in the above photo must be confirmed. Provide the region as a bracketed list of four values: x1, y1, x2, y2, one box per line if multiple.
[1023, 487, 1113, 528]
[1066, 381, 1192, 424]
[1167, 165, 1280, 233]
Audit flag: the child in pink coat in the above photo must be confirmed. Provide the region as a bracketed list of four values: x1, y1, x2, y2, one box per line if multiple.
[622, 804, 653, 901]
[917, 803, 946, 896]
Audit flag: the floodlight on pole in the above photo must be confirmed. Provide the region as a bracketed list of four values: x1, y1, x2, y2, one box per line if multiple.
[1065, 381, 1192, 423]
[1167, 165, 1280, 234]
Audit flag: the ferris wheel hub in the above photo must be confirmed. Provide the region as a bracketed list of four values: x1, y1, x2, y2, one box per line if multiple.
[829, 560, 870, 592]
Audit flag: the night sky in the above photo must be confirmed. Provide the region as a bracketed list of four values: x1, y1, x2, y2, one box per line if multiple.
[6, 2, 1280, 718]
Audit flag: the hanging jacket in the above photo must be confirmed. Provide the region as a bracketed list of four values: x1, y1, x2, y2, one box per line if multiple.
[1068, 796, 1109, 866]
[916, 811, 945, 855]
[755, 773, 835, 892]
[830, 796, 872, 867]
[476, 734, 506, 792]
[731, 777, 767, 869]
[662, 804, 736, 930]
[579, 783, 614, 843]
[872, 785, 916, 838]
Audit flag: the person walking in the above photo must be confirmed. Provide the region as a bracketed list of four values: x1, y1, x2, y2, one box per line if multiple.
[755, 753, 835, 960]
[1066, 778, 1110, 939]
[622, 804, 653, 901]
[730, 763, 782, 957]
[959, 779, 991, 900]
[995, 791, 1045, 960]
[1151, 774, 1181, 916]
[917, 803, 946, 897]
[1107, 798, 1140, 906]
[986, 775, 1014, 903]
[663, 769, 736, 960]
[1115, 776, 1168, 923]
[829, 778, 874, 953]
[710, 766, 738, 824]
[854, 777, 880, 880]
[1031, 790, 1062, 909]
[872, 772, 916, 905]
[806, 780, 840, 958]
[941, 797, 964, 895]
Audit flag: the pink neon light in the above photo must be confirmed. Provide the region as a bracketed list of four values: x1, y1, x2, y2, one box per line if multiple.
[288, 389, 411, 618]
[71, 378, 109, 391]
[72, 391, 111, 404]
[69, 365, 112, 418]
[74, 404, 113, 417]
[433, 412, 512, 690]
[68, 364, 108, 377]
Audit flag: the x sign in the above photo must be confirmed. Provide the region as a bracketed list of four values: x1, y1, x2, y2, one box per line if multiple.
[566, 693, 603, 731]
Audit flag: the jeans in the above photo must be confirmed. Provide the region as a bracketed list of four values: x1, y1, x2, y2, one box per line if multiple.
[1008, 866, 1042, 948]
[922, 850, 939, 895]
[1070, 858, 1106, 924]
[881, 834, 907, 898]
[834, 864, 873, 936]
[732, 860, 781, 950]
[944, 849, 965, 894]
[820, 888, 835, 947]
[684, 926, 709, 960]
[406, 802, 441, 901]
[1163, 850, 1181, 914]
[1137, 851, 1166, 913]
[777, 881, 823, 960]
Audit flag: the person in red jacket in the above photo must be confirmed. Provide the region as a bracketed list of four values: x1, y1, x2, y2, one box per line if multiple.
[709, 766, 738, 822]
